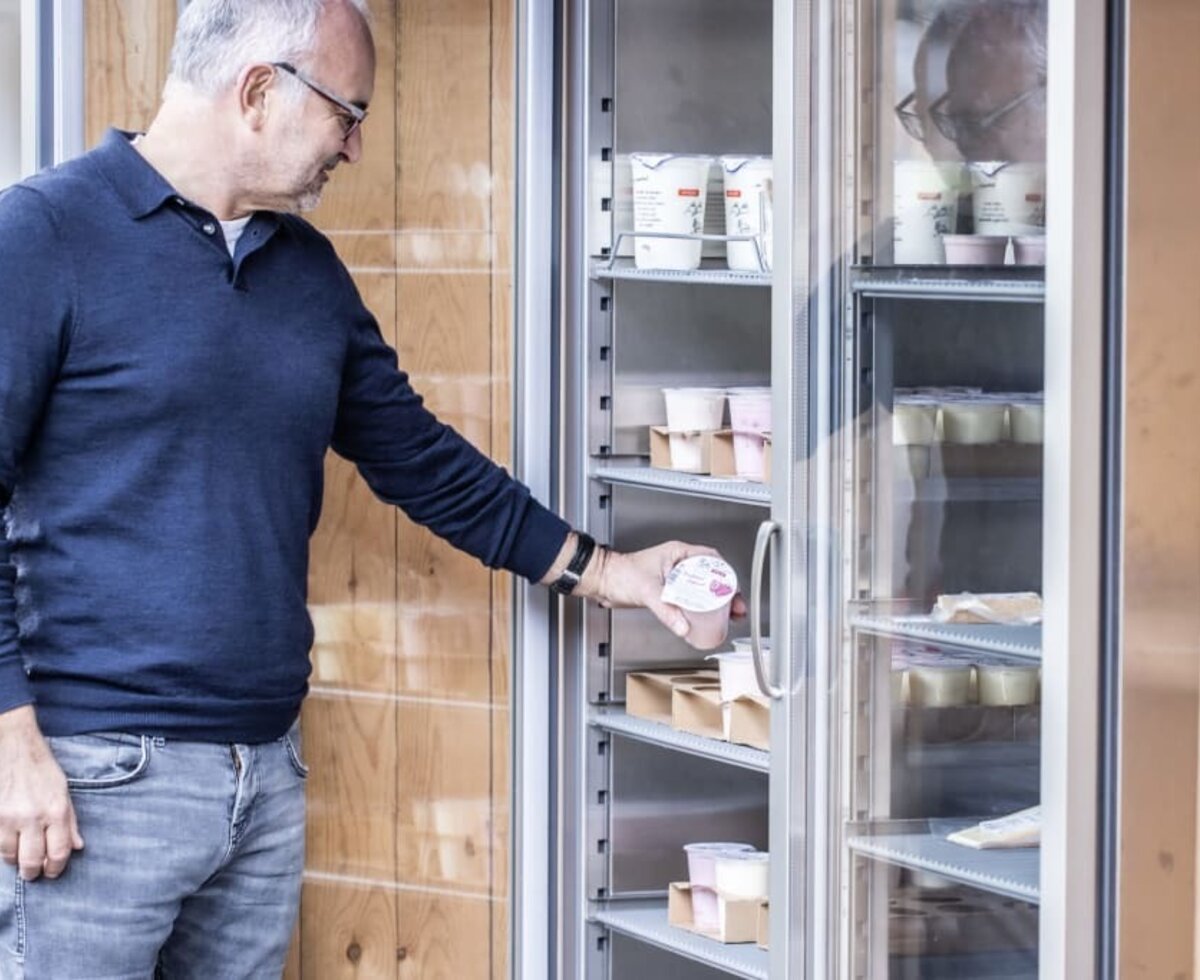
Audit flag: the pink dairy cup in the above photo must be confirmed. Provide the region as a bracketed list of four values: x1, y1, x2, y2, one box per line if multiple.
[727, 387, 772, 479]
[1013, 235, 1046, 265]
[942, 234, 1008, 266]
[684, 841, 756, 888]
[690, 885, 720, 932]
[661, 555, 739, 650]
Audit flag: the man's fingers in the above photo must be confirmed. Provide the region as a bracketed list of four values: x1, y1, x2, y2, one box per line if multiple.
[17, 823, 46, 881]
[69, 804, 84, 851]
[0, 829, 17, 865]
[42, 819, 73, 879]
[647, 597, 690, 639]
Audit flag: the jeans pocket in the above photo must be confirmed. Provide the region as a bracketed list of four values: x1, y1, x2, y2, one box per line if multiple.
[0, 868, 24, 962]
[282, 723, 309, 779]
[44, 733, 151, 791]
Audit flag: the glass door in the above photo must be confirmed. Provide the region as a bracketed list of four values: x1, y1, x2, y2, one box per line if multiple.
[826, 0, 1052, 975]
[0, 0, 31, 187]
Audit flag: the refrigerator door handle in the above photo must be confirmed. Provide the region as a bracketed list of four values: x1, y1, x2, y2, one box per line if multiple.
[750, 519, 784, 699]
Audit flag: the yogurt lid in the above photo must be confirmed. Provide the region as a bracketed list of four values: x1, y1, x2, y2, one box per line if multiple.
[631, 152, 716, 169]
[720, 155, 772, 173]
[661, 556, 738, 613]
[684, 841, 755, 854]
[716, 849, 770, 864]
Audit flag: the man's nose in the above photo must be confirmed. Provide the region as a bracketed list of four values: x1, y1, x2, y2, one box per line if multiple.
[340, 127, 364, 165]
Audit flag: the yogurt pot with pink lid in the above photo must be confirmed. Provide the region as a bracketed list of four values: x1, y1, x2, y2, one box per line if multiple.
[661, 555, 739, 649]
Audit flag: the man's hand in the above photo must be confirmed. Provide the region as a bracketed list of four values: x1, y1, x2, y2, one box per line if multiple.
[0, 705, 84, 881]
[577, 540, 747, 646]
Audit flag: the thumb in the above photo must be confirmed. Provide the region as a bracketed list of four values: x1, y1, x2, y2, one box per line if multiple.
[68, 806, 84, 851]
[648, 598, 690, 639]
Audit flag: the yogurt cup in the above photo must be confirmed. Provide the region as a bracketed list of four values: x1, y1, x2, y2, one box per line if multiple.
[731, 636, 770, 654]
[661, 556, 739, 650]
[969, 161, 1046, 237]
[1009, 399, 1044, 444]
[667, 431, 707, 473]
[893, 160, 964, 264]
[684, 841, 756, 888]
[705, 651, 764, 702]
[942, 233, 1008, 266]
[1013, 235, 1046, 265]
[892, 398, 939, 446]
[977, 663, 1040, 706]
[663, 387, 726, 432]
[721, 156, 774, 271]
[727, 387, 772, 479]
[691, 884, 720, 932]
[630, 153, 714, 270]
[713, 850, 770, 900]
[940, 399, 1007, 444]
[908, 665, 973, 707]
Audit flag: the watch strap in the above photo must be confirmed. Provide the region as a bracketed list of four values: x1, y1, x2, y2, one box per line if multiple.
[549, 532, 597, 596]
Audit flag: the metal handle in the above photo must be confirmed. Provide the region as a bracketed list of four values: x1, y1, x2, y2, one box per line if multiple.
[750, 519, 784, 699]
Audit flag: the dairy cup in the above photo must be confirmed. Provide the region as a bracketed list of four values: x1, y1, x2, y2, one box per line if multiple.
[662, 387, 726, 432]
[691, 885, 720, 932]
[1009, 398, 1044, 444]
[684, 841, 756, 888]
[942, 234, 1009, 266]
[940, 398, 1007, 444]
[893, 160, 964, 264]
[977, 663, 1040, 706]
[727, 387, 772, 479]
[892, 398, 939, 446]
[713, 850, 770, 900]
[731, 636, 770, 654]
[969, 161, 1046, 237]
[908, 664, 973, 707]
[705, 651, 767, 702]
[630, 153, 714, 270]
[721, 156, 773, 272]
[1013, 235, 1046, 265]
[667, 431, 707, 473]
[661, 555, 739, 650]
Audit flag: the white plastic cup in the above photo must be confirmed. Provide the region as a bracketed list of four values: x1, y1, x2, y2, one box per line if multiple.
[727, 387, 772, 479]
[969, 162, 1046, 237]
[940, 399, 1007, 444]
[705, 651, 764, 702]
[1009, 399, 1044, 444]
[942, 233, 1009, 266]
[721, 156, 773, 272]
[666, 432, 707, 473]
[662, 387, 726, 432]
[977, 664, 1040, 706]
[893, 161, 964, 264]
[892, 398, 939, 446]
[908, 665, 973, 707]
[731, 636, 770, 654]
[713, 850, 770, 900]
[630, 153, 714, 270]
[684, 841, 755, 888]
[1013, 235, 1046, 265]
[691, 885, 720, 932]
[661, 555, 739, 650]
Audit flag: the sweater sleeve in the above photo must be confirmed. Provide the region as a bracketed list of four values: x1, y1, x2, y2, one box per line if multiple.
[0, 187, 75, 713]
[330, 274, 569, 582]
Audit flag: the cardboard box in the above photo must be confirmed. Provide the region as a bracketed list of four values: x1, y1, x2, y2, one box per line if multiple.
[668, 882, 761, 944]
[671, 683, 725, 739]
[727, 694, 771, 751]
[626, 669, 718, 724]
[710, 430, 773, 483]
[756, 901, 769, 950]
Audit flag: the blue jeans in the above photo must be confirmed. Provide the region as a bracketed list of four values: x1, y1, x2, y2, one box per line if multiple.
[0, 725, 308, 979]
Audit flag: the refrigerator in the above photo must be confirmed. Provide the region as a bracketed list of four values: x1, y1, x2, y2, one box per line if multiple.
[512, 0, 1111, 975]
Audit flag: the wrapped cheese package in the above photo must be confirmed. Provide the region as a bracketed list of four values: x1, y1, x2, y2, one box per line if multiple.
[947, 805, 1041, 850]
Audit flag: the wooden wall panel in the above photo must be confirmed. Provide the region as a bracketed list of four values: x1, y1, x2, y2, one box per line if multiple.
[84, 0, 175, 145]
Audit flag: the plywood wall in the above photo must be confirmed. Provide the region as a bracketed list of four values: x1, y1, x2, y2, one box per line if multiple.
[84, 2, 515, 977]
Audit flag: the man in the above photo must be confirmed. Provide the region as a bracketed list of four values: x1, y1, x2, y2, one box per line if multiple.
[0, 1, 734, 975]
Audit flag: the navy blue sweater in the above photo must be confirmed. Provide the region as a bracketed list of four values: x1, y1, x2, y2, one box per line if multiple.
[0, 130, 569, 741]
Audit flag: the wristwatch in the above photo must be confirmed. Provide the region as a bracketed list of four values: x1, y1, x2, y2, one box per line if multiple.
[549, 532, 597, 596]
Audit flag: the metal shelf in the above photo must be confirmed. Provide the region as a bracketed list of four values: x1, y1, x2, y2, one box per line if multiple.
[591, 258, 771, 287]
[593, 464, 771, 507]
[847, 819, 1040, 904]
[593, 899, 769, 979]
[591, 707, 770, 773]
[850, 605, 1041, 662]
[850, 265, 1045, 303]
[894, 476, 1043, 504]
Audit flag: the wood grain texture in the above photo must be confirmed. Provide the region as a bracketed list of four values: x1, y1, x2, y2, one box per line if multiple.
[83, 0, 176, 146]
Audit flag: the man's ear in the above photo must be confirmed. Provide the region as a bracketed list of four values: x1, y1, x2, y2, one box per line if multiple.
[240, 64, 277, 131]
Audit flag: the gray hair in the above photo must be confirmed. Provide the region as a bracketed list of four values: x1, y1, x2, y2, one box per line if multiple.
[166, 0, 371, 97]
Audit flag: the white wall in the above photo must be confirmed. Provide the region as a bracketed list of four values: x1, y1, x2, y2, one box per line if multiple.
[0, 0, 22, 188]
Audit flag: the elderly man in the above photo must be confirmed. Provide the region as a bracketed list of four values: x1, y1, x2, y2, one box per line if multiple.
[0, 1, 731, 976]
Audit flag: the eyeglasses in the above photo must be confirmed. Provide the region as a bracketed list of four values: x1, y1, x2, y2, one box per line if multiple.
[929, 82, 1045, 147]
[271, 61, 367, 141]
[894, 91, 925, 142]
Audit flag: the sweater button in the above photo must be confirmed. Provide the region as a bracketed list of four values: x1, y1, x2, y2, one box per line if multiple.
[202, 222, 216, 235]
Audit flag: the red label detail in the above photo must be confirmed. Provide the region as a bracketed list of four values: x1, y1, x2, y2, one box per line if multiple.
[726, 190, 742, 198]
[1026, 194, 1044, 203]
[678, 188, 700, 197]
[917, 192, 943, 201]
